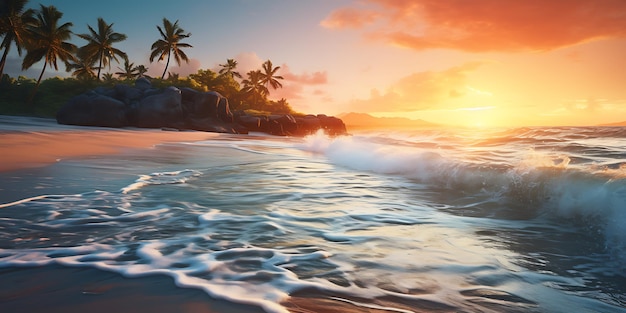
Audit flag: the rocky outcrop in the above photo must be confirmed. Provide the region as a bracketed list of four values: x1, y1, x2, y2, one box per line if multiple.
[56, 92, 127, 128]
[57, 78, 242, 134]
[233, 112, 347, 136]
[56, 78, 347, 136]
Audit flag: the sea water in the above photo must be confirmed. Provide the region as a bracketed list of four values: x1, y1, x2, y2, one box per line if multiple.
[0, 127, 625, 312]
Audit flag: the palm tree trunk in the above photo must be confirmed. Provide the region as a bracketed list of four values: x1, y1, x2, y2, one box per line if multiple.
[97, 51, 103, 80]
[161, 51, 171, 79]
[0, 45, 11, 79]
[28, 61, 48, 107]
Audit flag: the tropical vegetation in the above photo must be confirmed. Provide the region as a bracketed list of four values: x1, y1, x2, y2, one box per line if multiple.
[21, 4, 77, 102]
[0, 0, 34, 78]
[115, 59, 138, 80]
[149, 18, 192, 80]
[76, 17, 127, 80]
[260, 59, 283, 91]
[0, 0, 294, 117]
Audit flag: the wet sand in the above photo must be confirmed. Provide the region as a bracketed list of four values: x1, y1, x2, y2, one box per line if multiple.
[0, 116, 218, 172]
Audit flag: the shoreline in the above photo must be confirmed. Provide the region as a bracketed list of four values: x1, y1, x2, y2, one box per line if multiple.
[0, 116, 220, 172]
[0, 115, 434, 313]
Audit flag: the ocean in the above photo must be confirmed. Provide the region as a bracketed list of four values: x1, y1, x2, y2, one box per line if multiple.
[1, 125, 625, 313]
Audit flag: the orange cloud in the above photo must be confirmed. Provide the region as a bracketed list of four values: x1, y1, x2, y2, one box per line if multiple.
[320, 7, 380, 29]
[233, 52, 264, 74]
[270, 64, 329, 101]
[282, 65, 328, 85]
[322, 0, 626, 51]
[347, 62, 483, 112]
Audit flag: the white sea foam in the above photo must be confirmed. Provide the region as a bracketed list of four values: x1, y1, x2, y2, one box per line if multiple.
[1, 126, 625, 313]
[121, 169, 202, 194]
[299, 131, 626, 262]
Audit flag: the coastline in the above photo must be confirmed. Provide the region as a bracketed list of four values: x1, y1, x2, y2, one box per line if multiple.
[0, 115, 436, 313]
[0, 115, 219, 172]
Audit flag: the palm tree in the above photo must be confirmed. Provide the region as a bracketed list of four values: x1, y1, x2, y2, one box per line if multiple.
[21, 4, 76, 101]
[166, 71, 179, 82]
[218, 58, 241, 79]
[260, 59, 283, 92]
[134, 64, 148, 77]
[150, 18, 192, 79]
[0, 0, 35, 78]
[77, 17, 127, 80]
[101, 72, 116, 85]
[115, 59, 138, 80]
[66, 47, 97, 80]
[241, 70, 268, 107]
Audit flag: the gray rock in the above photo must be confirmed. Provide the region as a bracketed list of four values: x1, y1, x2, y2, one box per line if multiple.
[56, 93, 127, 127]
[136, 86, 184, 128]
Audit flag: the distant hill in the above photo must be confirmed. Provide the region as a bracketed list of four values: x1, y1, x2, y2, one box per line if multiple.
[599, 121, 626, 126]
[339, 112, 439, 129]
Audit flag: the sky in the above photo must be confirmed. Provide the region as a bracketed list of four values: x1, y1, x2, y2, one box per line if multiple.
[5, 0, 626, 127]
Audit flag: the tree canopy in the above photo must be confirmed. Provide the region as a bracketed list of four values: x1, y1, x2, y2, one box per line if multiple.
[21, 4, 77, 101]
[77, 17, 127, 80]
[0, 0, 35, 77]
[2, 1, 295, 116]
[149, 18, 192, 80]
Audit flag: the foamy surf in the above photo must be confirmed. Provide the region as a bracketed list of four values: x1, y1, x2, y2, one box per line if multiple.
[1, 126, 625, 313]
[300, 130, 626, 265]
[121, 169, 203, 194]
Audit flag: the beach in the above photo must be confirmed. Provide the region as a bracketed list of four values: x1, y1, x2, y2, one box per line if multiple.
[0, 117, 247, 312]
[0, 116, 427, 313]
[1, 115, 624, 313]
[0, 116, 219, 173]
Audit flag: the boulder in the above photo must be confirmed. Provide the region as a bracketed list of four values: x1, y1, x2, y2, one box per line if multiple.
[217, 97, 233, 123]
[135, 77, 152, 90]
[193, 91, 220, 119]
[236, 114, 261, 130]
[56, 93, 127, 128]
[56, 78, 347, 136]
[136, 86, 184, 128]
[188, 117, 233, 133]
[258, 116, 285, 135]
[296, 115, 322, 135]
[270, 114, 297, 135]
[113, 84, 142, 105]
[318, 115, 347, 135]
[233, 112, 348, 136]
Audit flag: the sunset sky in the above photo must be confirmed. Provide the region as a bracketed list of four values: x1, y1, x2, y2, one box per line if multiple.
[6, 0, 626, 127]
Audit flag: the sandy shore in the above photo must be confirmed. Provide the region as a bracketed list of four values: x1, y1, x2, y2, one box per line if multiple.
[0, 116, 435, 313]
[0, 116, 218, 172]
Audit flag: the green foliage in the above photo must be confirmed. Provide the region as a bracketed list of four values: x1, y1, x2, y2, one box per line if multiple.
[2, 6, 298, 118]
[150, 76, 200, 90]
[0, 74, 97, 116]
[266, 98, 293, 114]
[150, 18, 192, 79]
[76, 17, 127, 80]
[0, 0, 36, 78]
[0, 71, 296, 118]
[21, 4, 77, 101]
[189, 68, 241, 100]
[218, 59, 242, 79]
[260, 59, 283, 90]
[243, 109, 272, 116]
[115, 59, 138, 80]
[66, 46, 97, 80]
